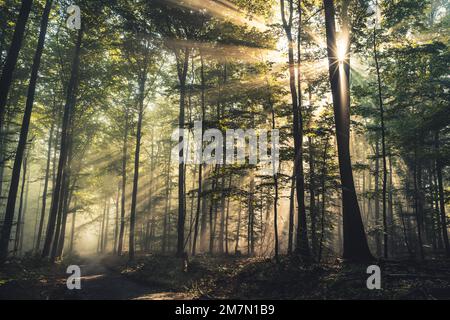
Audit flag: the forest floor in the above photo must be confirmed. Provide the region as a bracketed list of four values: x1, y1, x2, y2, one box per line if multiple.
[0, 253, 450, 299]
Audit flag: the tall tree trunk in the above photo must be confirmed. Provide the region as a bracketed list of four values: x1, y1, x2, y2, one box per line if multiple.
[192, 55, 205, 255]
[323, 0, 373, 262]
[280, 0, 310, 258]
[307, 86, 317, 257]
[373, 25, 388, 258]
[248, 172, 255, 255]
[435, 131, 450, 256]
[432, 160, 443, 250]
[54, 128, 75, 260]
[18, 155, 31, 255]
[42, 28, 83, 258]
[309, 135, 317, 257]
[35, 123, 54, 252]
[99, 199, 106, 253]
[176, 48, 190, 257]
[209, 165, 219, 254]
[0, 0, 53, 262]
[288, 165, 295, 254]
[129, 72, 147, 261]
[413, 148, 425, 260]
[225, 177, 231, 255]
[398, 202, 413, 257]
[271, 98, 280, 263]
[375, 139, 381, 257]
[0, 0, 33, 130]
[388, 155, 395, 253]
[218, 176, 226, 254]
[103, 198, 110, 252]
[51, 164, 69, 261]
[235, 202, 242, 254]
[13, 156, 28, 256]
[117, 106, 129, 256]
[199, 171, 209, 252]
[318, 138, 329, 262]
[145, 129, 155, 252]
[162, 144, 172, 253]
[68, 199, 77, 255]
[113, 182, 120, 253]
[54, 174, 70, 259]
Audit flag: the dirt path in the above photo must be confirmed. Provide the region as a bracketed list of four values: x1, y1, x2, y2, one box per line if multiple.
[53, 257, 192, 300]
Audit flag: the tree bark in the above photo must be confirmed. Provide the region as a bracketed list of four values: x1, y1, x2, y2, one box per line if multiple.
[280, 0, 310, 258]
[375, 139, 381, 257]
[0, 0, 52, 262]
[270, 95, 279, 263]
[288, 165, 295, 254]
[192, 54, 206, 255]
[117, 106, 129, 256]
[0, 0, 33, 130]
[435, 131, 449, 256]
[323, 0, 373, 262]
[162, 144, 172, 253]
[176, 48, 190, 257]
[129, 71, 147, 261]
[373, 25, 388, 258]
[42, 28, 83, 258]
[113, 182, 120, 253]
[13, 156, 28, 256]
[35, 123, 54, 252]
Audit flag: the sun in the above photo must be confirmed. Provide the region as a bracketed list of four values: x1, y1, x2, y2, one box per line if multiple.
[337, 36, 348, 65]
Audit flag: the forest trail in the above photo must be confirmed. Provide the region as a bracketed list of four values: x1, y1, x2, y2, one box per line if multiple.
[61, 256, 193, 300]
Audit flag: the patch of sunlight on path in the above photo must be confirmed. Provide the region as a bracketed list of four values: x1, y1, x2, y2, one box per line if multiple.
[134, 292, 195, 300]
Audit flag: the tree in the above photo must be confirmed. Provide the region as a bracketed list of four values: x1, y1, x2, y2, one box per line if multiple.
[280, 0, 311, 259]
[42, 28, 83, 258]
[323, 0, 373, 262]
[0, 0, 52, 263]
[0, 0, 33, 130]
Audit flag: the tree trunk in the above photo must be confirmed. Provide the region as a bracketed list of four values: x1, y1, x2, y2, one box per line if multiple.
[129, 72, 147, 261]
[68, 199, 77, 255]
[318, 138, 329, 262]
[435, 131, 450, 256]
[113, 182, 120, 253]
[375, 139, 381, 257]
[42, 28, 83, 258]
[288, 165, 295, 254]
[13, 156, 28, 256]
[280, 0, 310, 258]
[35, 123, 54, 252]
[0, 0, 33, 130]
[176, 48, 190, 257]
[225, 177, 231, 255]
[0, 0, 52, 262]
[103, 197, 110, 252]
[323, 0, 373, 262]
[99, 199, 106, 253]
[51, 161, 70, 261]
[117, 106, 129, 256]
[0, 0, 52, 263]
[162, 144, 172, 253]
[413, 149, 425, 260]
[248, 173, 256, 255]
[373, 25, 388, 258]
[271, 100, 280, 263]
[192, 55, 205, 255]
[54, 173, 71, 259]
[308, 87, 317, 257]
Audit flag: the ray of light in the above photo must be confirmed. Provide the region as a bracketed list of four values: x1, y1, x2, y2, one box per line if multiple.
[165, 0, 269, 31]
[164, 38, 277, 63]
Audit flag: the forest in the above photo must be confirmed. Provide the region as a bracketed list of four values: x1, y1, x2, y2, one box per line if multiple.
[0, 0, 449, 300]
